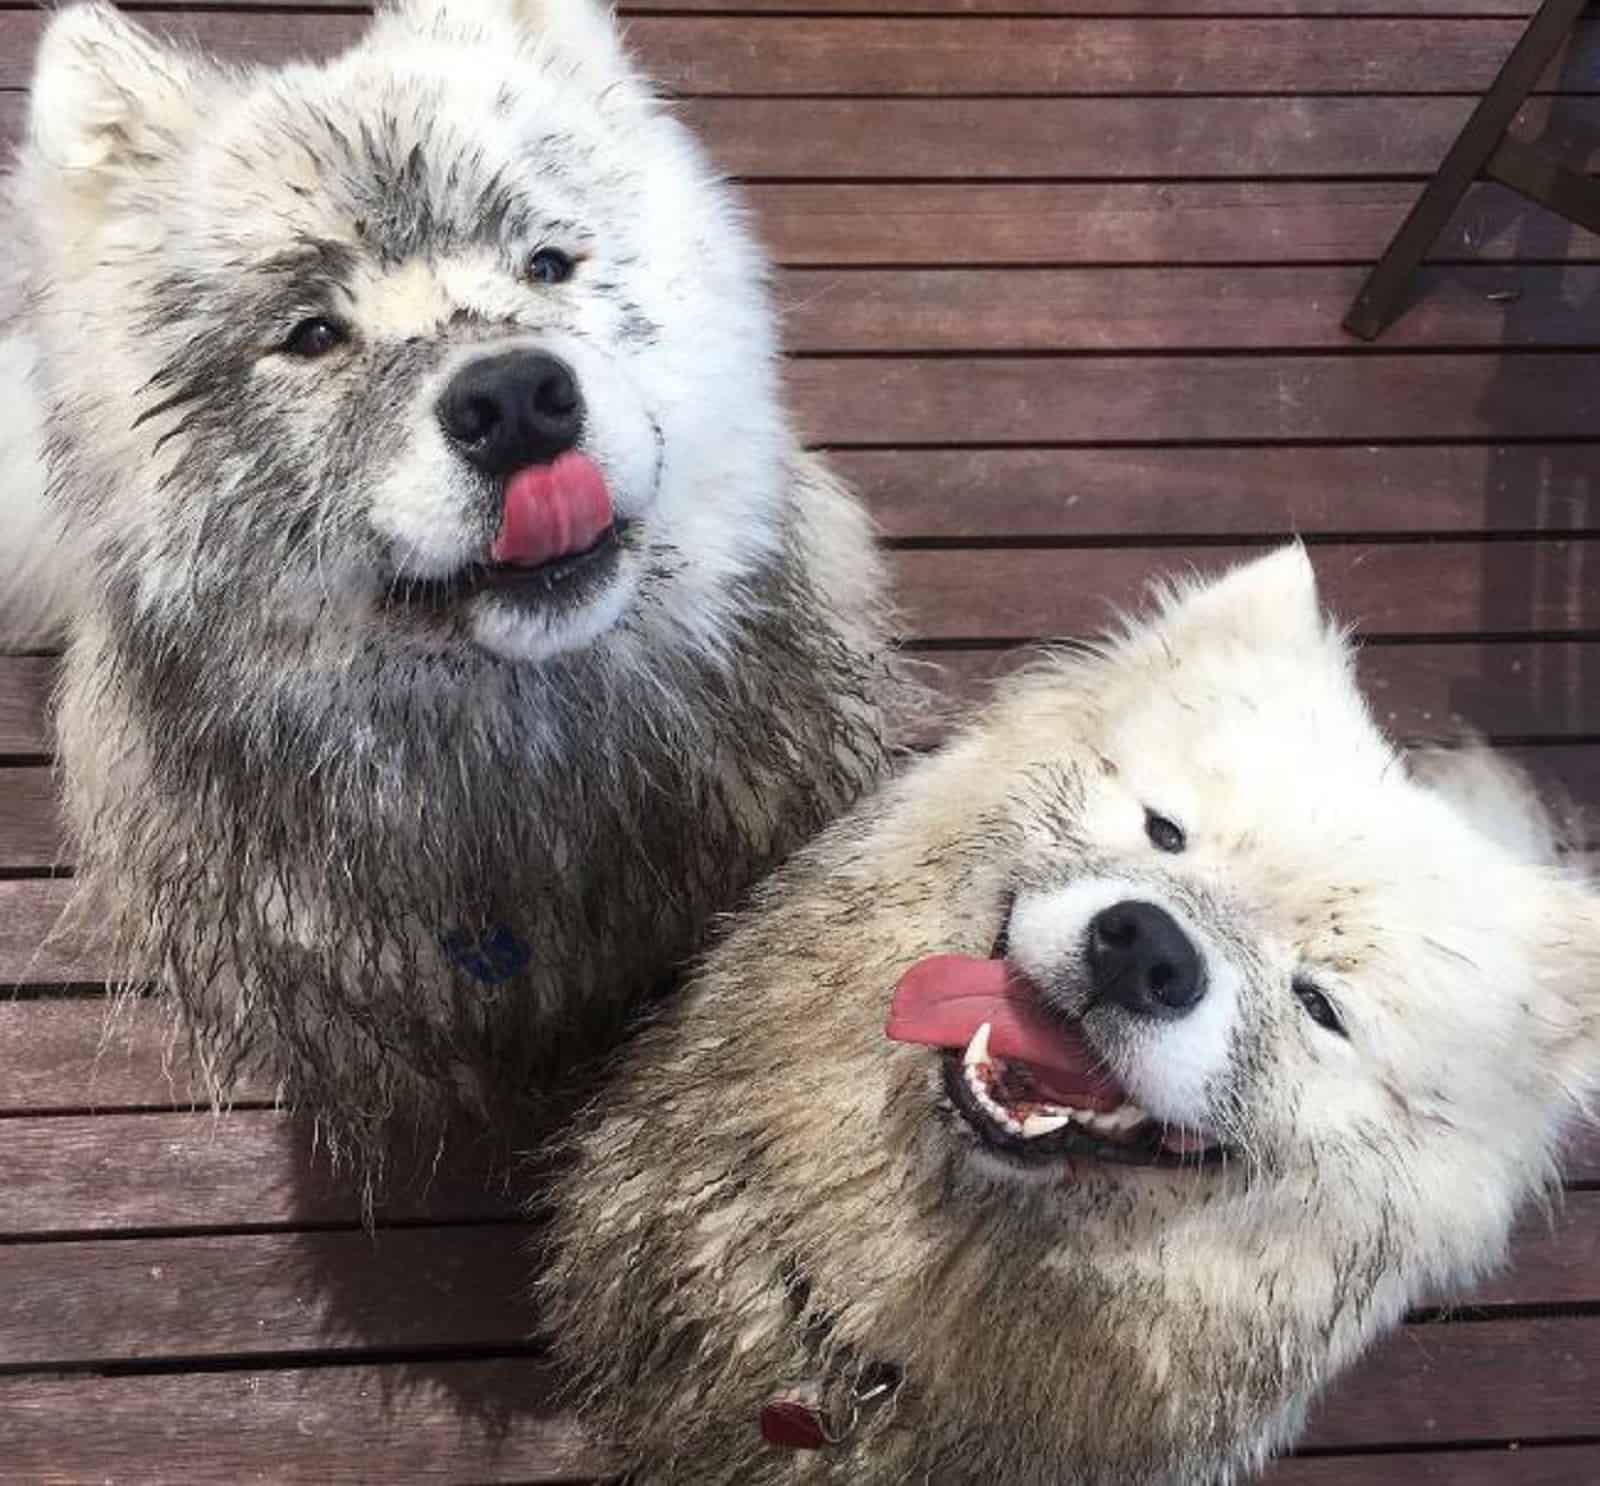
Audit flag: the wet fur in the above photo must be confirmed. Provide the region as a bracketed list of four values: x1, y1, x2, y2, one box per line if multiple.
[544, 548, 1600, 1484]
[3, 0, 895, 1167]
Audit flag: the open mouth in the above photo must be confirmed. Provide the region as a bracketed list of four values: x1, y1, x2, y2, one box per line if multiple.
[888, 953, 1225, 1172]
[388, 519, 630, 612]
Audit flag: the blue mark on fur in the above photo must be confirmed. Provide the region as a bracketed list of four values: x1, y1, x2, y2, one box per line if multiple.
[442, 925, 531, 984]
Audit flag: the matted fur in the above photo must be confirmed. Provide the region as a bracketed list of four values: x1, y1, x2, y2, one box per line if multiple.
[544, 548, 1600, 1484]
[2, 0, 895, 1167]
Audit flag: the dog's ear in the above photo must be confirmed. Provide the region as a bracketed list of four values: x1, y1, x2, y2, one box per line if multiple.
[1151, 543, 1335, 667]
[1410, 742, 1565, 867]
[391, 0, 631, 72]
[26, 4, 206, 201]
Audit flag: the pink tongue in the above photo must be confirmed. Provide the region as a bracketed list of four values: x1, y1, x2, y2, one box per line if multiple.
[886, 954, 1126, 1112]
[491, 451, 613, 568]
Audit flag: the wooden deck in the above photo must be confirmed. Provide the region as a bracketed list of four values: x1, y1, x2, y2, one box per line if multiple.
[4, 0, 1600, 1479]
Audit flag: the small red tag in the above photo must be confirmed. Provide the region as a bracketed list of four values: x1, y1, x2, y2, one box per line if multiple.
[760, 1399, 829, 1450]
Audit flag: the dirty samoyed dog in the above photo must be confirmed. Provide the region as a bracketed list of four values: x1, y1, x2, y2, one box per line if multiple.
[546, 548, 1600, 1484]
[0, 0, 892, 1168]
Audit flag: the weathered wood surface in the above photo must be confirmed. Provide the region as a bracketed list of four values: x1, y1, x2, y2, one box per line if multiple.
[753, 181, 1600, 266]
[6, 92, 1600, 180]
[0, 1362, 609, 1486]
[7, 12, 1600, 95]
[0, 1108, 523, 1234]
[780, 266, 1600, 351]
[787, 355, 1600, 445]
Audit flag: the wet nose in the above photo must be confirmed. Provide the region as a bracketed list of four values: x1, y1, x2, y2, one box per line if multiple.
[436, 350, 583, 476]
[1086, 900, 1205, 1019]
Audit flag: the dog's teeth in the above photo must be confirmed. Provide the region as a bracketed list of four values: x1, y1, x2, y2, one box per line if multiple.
[1068, 1107, 1097, 1125]
[1021, 1111, 1073, 1139]
[1082, 1102, 1150, 1134]
[963, 1021, 993, 1071]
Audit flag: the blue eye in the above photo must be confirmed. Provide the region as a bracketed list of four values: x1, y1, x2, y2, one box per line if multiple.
[1294, 978, 1347, 1038]
[1144, 810, 1185, 854]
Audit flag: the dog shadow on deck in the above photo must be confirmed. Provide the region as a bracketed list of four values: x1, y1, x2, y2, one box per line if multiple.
[282, 1092, 604, 1453]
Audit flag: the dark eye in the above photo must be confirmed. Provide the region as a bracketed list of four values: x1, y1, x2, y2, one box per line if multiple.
[281, 317, 349, 359]
[526, 247, 577, 285]
[1144, 810, 1186, 854]
[1294, 978, 1348, 1038]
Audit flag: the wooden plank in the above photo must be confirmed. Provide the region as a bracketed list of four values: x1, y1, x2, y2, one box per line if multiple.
[678, 98, 1600, 181]
[0, 765, 60, 869]
[630, 17, 1600, 97]
[5, 1202, 1599, 1375]
[0, 1110, 522, 1235]
[752, 182, 1600, 267]
[1304, 1317, 1600, 1448]
[0, 1360, 608, 1486]
[780, 265, 1600, 352]
[889, 542, 1600, 640]
[7, 14, 1599, 96]
[0, 1226, 538, 1369]
[1464, 1192, 1600, 1309]
[841, 446, 1600, 541]
[787, 355, 1600, 445]
[0, 877, 96, 985]
[0, 995, 275, 1112]
[0, 657, 49, 753]
[0, 654, 50, 753]
[2, 90, 1597, 180]
[1268, 1446, 1600, 1484]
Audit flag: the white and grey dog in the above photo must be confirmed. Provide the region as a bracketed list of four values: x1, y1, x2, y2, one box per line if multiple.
[545, 547, 1600, 1484]
[0, 0, 893, 1165]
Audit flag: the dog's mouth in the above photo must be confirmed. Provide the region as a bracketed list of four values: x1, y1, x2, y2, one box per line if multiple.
[389, 453, 633, 614]
[388, 519, 630, 611]
[888, 954, 1225, 1173]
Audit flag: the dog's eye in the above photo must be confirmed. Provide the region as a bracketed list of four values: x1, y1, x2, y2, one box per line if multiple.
[1294, 978, 1348, 1038]
[526, 247, 577, 285]
[280, 317, 349, 359]
[1144, 810, 1186, 854]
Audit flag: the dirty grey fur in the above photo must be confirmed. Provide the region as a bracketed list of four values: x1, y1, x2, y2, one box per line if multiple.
[6, 0, 897, 1173]
[543, 549, 1600, 1484]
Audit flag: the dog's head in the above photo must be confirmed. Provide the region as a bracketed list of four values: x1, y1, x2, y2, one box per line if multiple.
[890, 547, 1600, 1297]
[21, 0, 781, 666]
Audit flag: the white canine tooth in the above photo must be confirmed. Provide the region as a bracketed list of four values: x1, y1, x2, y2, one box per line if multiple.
[1068, 1107, 1097, 1125]
[1021, 1111, 1073, 1139]
[963, 1021, 992, 1070]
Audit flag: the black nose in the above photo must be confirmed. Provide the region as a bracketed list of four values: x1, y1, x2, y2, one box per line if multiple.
[436, 351, 583, 476]
[1086, 900, 1205, 1019]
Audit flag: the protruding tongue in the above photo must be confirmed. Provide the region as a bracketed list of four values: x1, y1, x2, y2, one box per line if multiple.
[491, 451, 613, 568]
[887, 954, 1125, 1112]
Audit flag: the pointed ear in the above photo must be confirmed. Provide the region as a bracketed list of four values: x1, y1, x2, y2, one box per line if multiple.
[1409, 742, 1565, 867]
[27, 4, 205, 202]
[1153, 543, 1331, 658]
[387, 0, 631, 73]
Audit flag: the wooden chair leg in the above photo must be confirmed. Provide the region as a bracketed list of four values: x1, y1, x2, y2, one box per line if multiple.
[1342, 0, 1593, 341]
